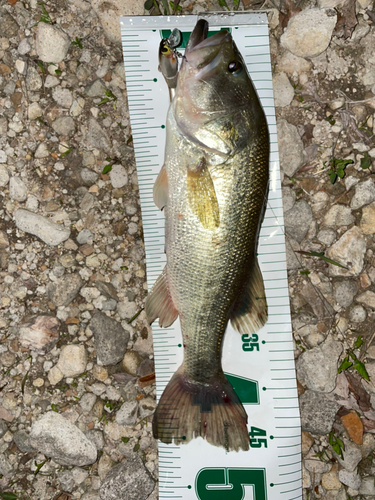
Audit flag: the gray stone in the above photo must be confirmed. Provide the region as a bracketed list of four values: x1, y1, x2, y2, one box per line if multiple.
[277, 119, 305, 177]
[52, 87, 73, 108]
[80, 393, 97, 413]
[334, 436, 363, 472]
[91, 0, 144, 44]
[52, 116, 75, 136]
[109, 165, 128, 188]
[117, 300, 138, 320]
[296, 337, 342, 392]
[282, 187, 296, 212]
[35, 143, 50, 159]
[26, 66, 42, 91]
[19, 315, 60, 353]
[46, 274, 83, 307]
[45, 75, 60, 88]
[361, 433, 375, 458]
[13, 430, 35, 452]
[81, 168, 98, 185]
[333, 280, 358, 308]
[301, 281, 334, 319]
[349, 305, 367, 323]
[0, 150, 7, 163]
[0, 10, 19, 38]
[0, 165, 9, 187]
[273, 72, 294, 107]
[299, 390, 340, 435]
[58, 470, 75, 492]
[9, 177, 27, 202]
[339, 469, 361, 490]
[29, 412, 97, 466]
[280, 8, 337, 58]
[356, 290, 375, 309]
[323, 205, 354, 227]
[0, 454, 13, 477]
[95, 280, 119, 301]
[57, 344, 87, 377]
[0, 420, 7, 439]
[28, 103, 43, 121]
[115, 401, 138, 426]
[89, 312, 130, 365]
[359, 477, 375, 495]
[327, 226, 366, 276]
[77, 229, 93, 244]
[85, 79, 106, 97]
[15, 209, 71, 246]
[86, 118, 111, 152]
[85, 430, 104, 450]
[277, 50, 312, 75]
[36, 23, 70, 63]
[284, 200, 313, 243]
[18, 38, 31, 55]
[351, 178, 375, 210]
[99, 456, 155, 500]
[317, 228, 336, 246]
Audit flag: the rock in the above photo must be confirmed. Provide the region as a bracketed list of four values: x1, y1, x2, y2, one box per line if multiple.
[85, 79, 106, 97]
[117, 300, 138, 320]
[77, 229, 93, 245]
[36, 23, 70, 63]
[0, 420, 7, 439]
[334, 436, 362, 472]
[323, 205, 354, 227]
[280, 8, 337, 58]
[277, 50, 312, 75]
[52, 116, 76, 136]
[26, 67, 42, 91]
[356, 290, 375, 309]
[327, 226, 366, 276]
[19, 315, 60, 353]
[91, 0, 144, 44]
[15, 209, 71, 246]
[86, 430, 104, 451]
[341, 412, 363, 445]
[277, 119, 305, 177]
[296, 337, 342, 392]
[301, 281, 334, 319]
[70, 97, 85, 116]
[349, 305, 367, 323]
[359, 476, 375, 495]
[122, 351, 142, 376]
[45, 75, 60, 88]
[0, 10, 19, 38]
[0, 454, 14, 477]
[89, 312, 130, 365]
[99, 456, 155, 500]
[339, 469, 361, 490]
[29, 412, 97, 466]
[302, 431, 314, 455]
[115, 401, 138, 426]
[282, 187, 296, 212]
[86, 118, 111, 151]
[46, 274, 83, 307]
[0, 165, 9, 187]
[284, 200, 313, 243]
[28, 102, 43, 121]
[95, 281, 119, 301]
[52, 87, 73, 108]
[273, 72, 294, 107]
[333, 280, 358, 308]
[9, 177, 27, 202]
[81, 168, 98, 186]
[299, 390, 340, 434]
[57, 344, 87, 377]
[361, 201, 375, 234]
[351, 179, 375, 210]
[34, 142, 50, 159]
[80, 393, 97, 413]
[322, 466, 341, 490]
[13, 430, 34, 453]
[317, 228, 336, 246]
[138, 397, 157, 419]
[305, 459, 331, 475]
[48, 365, 63, 385]
[109, 165, 128, 188]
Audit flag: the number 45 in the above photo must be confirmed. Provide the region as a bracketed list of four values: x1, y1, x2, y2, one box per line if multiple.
[249, 426, 268, 448]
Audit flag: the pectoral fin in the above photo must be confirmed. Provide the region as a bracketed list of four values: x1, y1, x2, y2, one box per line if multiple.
[229, 258, 268, 334]
[187, 158, 220, 230]
[153, 164, 168, 211]
[145, 267, 178, 328]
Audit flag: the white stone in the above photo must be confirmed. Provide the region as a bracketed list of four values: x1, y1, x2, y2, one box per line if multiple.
[15, 209, 71, 246]
[91, 0, 144, 43]
[28, 102, 43, 121]
[48, 365, 64, 385]
[115, 401, 138, 426]
[34, 142, 50, 159]
[327, 226, 366, 277]
[52, 87, 73, 108]
[273, 72, 294, 107]
[45, 75, 60, 88]
[15, 60, 27, 75]
[109, 164, 128, 188]
[57, 344, 87, 378]
[277, 119, 305, 177]
[280, 8, 337, 58]
[70, 97, 85, 117]
[351, 179, 375, 210]
[277, 50, 312, 75]
[9, 177, 27, 202]
[323, 205, 354, 226]
[36, 23, 71, 63]
[19, 316, 60, 353]
[0, 150, 7, 163]
[0, 165, 9, 187]
[18, 38, 31, 55]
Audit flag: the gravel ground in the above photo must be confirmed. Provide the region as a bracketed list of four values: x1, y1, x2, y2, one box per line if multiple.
[1, 0, 375, 498]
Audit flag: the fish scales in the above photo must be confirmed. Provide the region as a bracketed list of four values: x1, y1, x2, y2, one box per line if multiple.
[146, 19, 270, 452]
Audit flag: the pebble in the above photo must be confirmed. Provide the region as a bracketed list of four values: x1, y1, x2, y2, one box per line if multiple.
[338, 469, 361, 490]
[80, 393, 97, 412]
[70, 97, 86, 117]
[85, 79, 106, 97]
[296, 337, 342, 392]
[52, 87, 73, 108]
[117, 300, 138, 320]
[52, 116, 76, 137]
[356, 290, 375, 309]
[361, 201, 375, 234]
[19, 315, 60, 353]
[28, 103, 43, 121]
[351, 178, 375, 210]
[280, 8, 337, 58]
[323, 205, 354, 227]
[99, 456, 155, 500]
[110, 165, 128, 188]
[0, 165, 9, 187]
[334, 436, 362, 472]
[48, 365, 63, 385]
[9, 177, 27, 202]
[341, 412, 363, 445]
[277, 50, 312, 75]
[15, 209, 71, 246]
[36, 23, 71, 63]
[322, 466, 342, 490]
[327, 226, 366, 276]
[122, 351, 142, 376]
[46, 274, 83, 307]
[300, 390, 340, 434]
[34, 143, 50, 159]
[86, 118, 111, 152]
[317, 228, 336, 246]
[115, 401, 138, 426]
[284, 200, 313, 242]
[333, 280, 358, 308]
[29, 412, 97, 466]
[45, 75, 60, 88]
[273, 72, 294, 107]
[57, 344, 87, 377]
[349, 305, 367, 323]
[89, 312, 130, 365]
[91, 0, 144, 43]
[277, 119, 305, 177]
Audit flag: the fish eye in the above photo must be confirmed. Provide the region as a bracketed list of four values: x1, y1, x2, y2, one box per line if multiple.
[228, 61, 242, 76]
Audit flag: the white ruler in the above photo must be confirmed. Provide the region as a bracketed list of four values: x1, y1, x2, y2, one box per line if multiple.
[121, 13, 302, 500]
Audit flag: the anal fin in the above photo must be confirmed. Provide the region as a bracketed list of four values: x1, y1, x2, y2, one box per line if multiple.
[229, 258, 268, 335]
[145, 267, 178, 328]
[153, 164, 168, 210]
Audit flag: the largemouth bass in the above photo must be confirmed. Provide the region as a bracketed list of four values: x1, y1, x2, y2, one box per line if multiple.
[146, 19, 269, 452]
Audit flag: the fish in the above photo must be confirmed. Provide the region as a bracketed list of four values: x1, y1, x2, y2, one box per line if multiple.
[158, 36, 179, 98]
[145, 19, 269, 452]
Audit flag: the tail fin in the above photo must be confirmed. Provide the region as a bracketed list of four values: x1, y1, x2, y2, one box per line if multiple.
[153, 368, 249, 452]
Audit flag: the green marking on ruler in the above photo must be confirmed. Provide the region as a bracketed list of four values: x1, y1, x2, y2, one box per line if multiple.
[225, 373, 259, 405]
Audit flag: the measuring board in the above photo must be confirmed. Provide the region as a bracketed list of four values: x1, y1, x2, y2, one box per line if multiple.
[121, 12, 302, 500]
